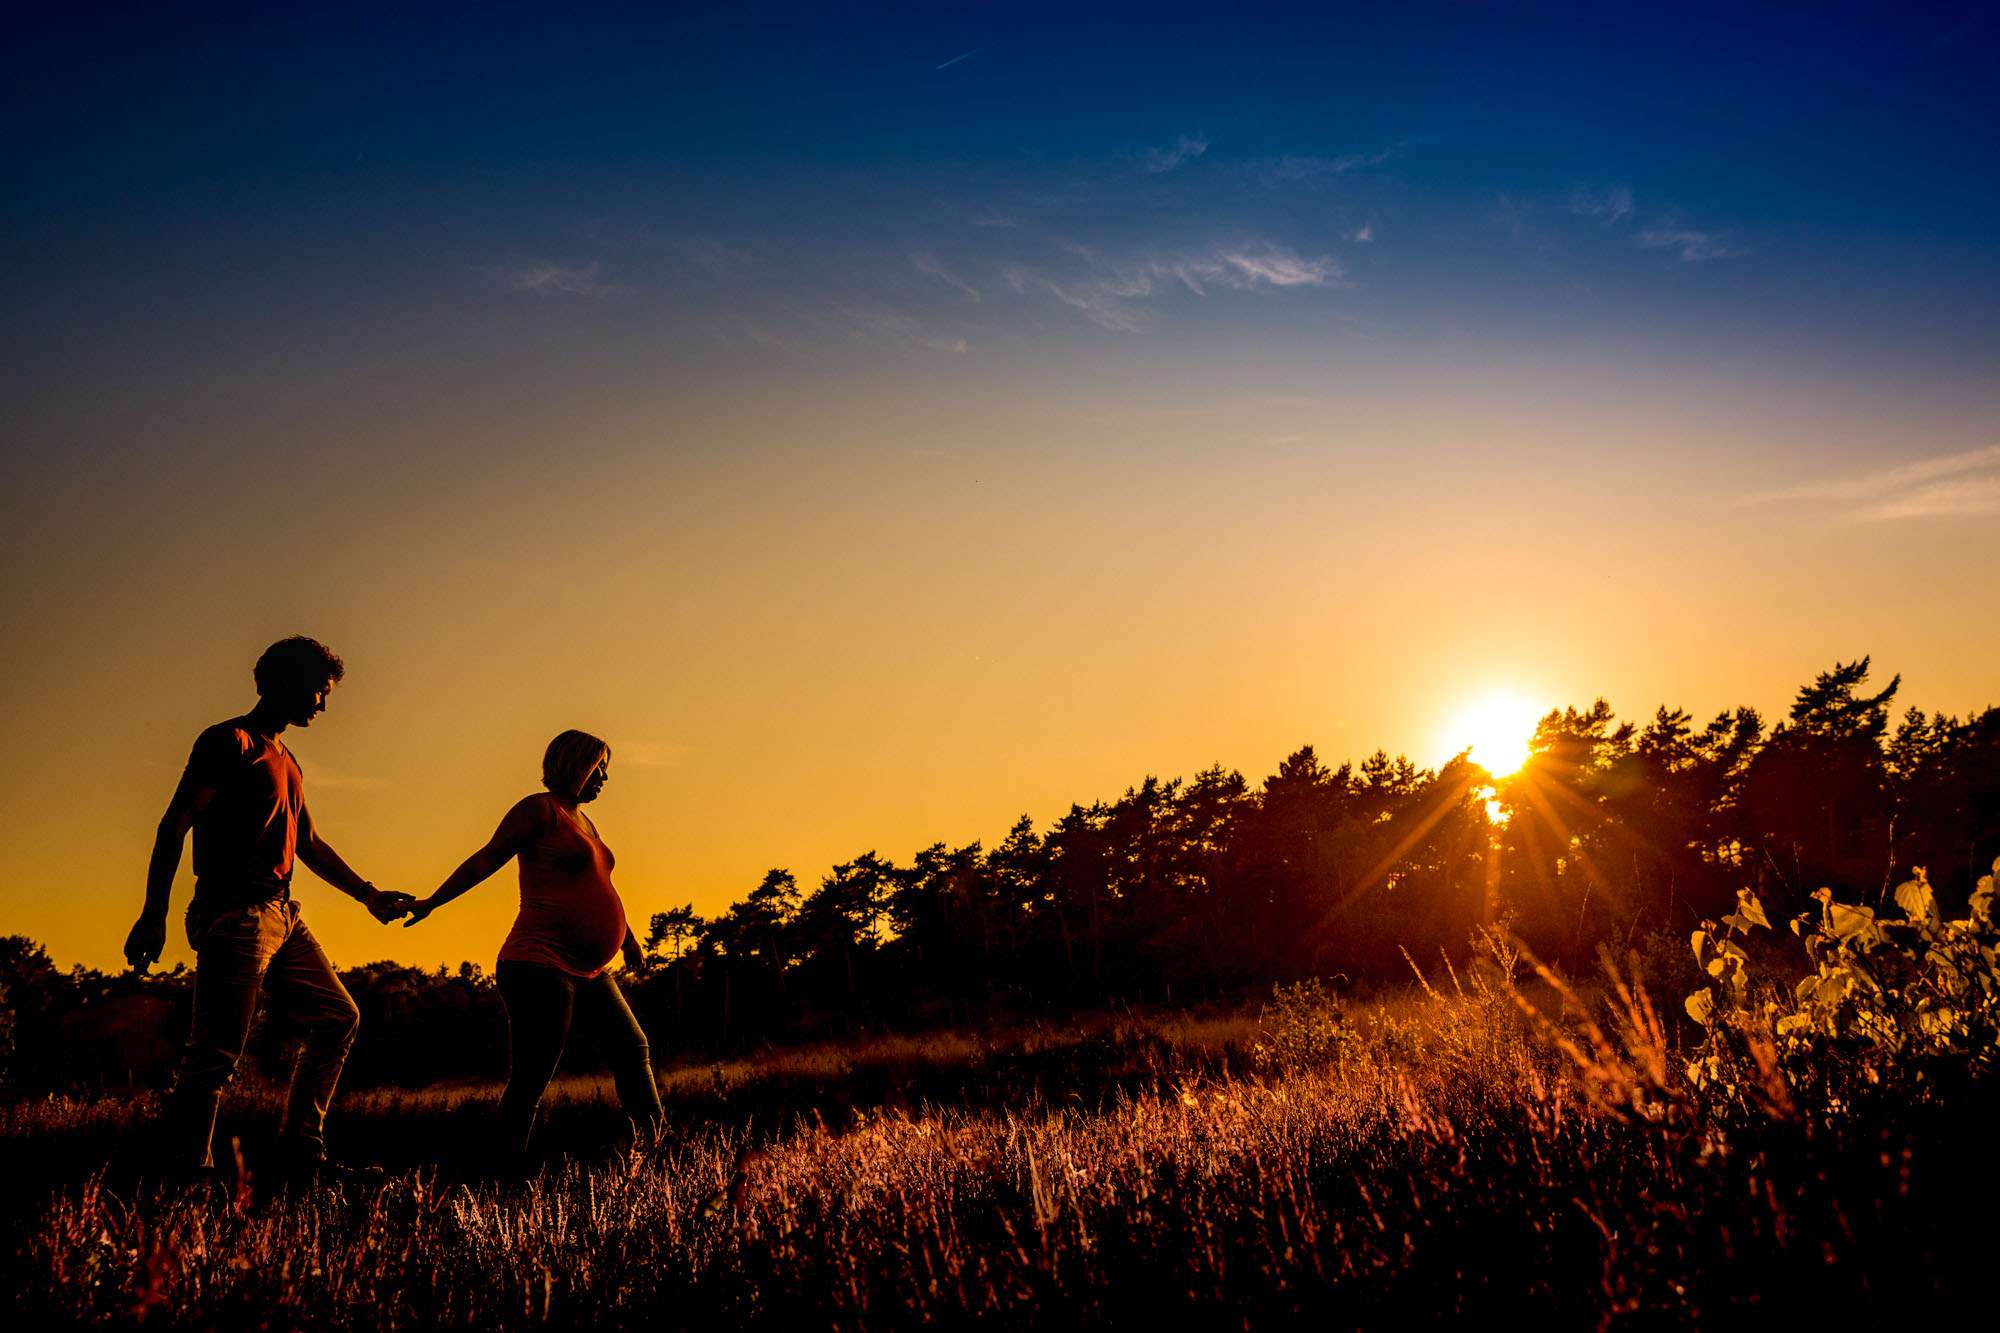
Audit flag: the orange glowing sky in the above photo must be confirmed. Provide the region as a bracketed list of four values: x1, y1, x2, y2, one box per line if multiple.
[6, 363, 1996, 971]
[4, 8, 1998, 971]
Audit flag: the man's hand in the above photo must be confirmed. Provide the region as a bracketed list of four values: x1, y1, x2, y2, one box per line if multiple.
[366, 888, 417, 924]
[124, 911, 168, 972]
[401, 896, 438, 928]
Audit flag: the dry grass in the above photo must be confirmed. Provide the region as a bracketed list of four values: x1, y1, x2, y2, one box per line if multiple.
[7, 978, 1989, 1328]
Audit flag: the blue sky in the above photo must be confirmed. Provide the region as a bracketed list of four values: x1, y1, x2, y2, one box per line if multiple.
[6, 2, 1997, 406]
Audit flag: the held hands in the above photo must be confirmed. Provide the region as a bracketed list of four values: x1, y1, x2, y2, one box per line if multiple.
[401, 896, 438, 928]
[124, 911, 167, 973]
[366, 887, 419, 925]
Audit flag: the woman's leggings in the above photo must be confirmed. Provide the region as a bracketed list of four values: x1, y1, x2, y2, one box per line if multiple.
[495, 960, 663, 1153]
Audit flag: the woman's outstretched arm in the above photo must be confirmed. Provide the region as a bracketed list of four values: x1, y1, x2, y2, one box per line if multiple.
[620, 923, 649, 973]
[405, 796, 547, 927]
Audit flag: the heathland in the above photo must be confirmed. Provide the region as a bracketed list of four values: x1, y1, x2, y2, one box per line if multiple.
[10, 885, 2000, 1327]
[4, 656, 1997, 1325]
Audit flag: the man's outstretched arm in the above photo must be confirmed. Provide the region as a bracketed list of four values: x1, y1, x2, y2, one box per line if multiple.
[126, 779, 215, 970]
[297, 804, 415, 923]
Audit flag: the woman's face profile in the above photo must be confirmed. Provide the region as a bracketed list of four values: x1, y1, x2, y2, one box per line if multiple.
[577, 754, 610, 803]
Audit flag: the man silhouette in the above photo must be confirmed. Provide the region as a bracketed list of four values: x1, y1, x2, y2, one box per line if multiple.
[124, 636, 414, 1179]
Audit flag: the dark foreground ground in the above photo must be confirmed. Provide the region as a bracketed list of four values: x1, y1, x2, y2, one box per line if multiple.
[4, 982, 1992, 1329]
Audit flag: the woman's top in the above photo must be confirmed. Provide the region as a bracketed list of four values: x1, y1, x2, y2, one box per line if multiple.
[497, 793, 627, 977]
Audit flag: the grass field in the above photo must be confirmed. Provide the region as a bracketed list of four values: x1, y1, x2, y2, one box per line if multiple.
[7, 960, 1991, 1329]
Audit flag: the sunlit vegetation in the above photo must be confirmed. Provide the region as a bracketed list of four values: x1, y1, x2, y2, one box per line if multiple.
[10, 891, 1999, 1326]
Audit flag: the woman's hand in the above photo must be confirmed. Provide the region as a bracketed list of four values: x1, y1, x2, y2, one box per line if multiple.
[402, 896, 438, 928]
[622, 937, 651, 975]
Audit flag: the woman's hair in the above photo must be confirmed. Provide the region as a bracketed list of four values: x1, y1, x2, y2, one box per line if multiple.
[253, 636, 345, 699]
[543, 729, 611, 798]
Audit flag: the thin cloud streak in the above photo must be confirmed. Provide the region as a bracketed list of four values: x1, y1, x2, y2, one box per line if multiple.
[1636, 226, 1744, 262]
[1212, 246, 1339, 287]
[1749, 444, 2000, 521]
[1252, 144, 1404, 186]
[1863, 477, 2000, 520]
[1004, 241, 1342, 332]
[1757, 444, 2000, 503]
[614, 740, 691, 770]
[843, 305, 970, 355]
[1569, 185, 1635, 223]
[499, 260, 617, 296]
[307, 765, 383, 792]
[1143, 134, 1209, 174]
[1003, 267, 1146, 332]
[912, 253, 981, 303]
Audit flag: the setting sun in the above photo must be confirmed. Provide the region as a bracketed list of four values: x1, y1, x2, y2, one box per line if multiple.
[1450, 691, 1544, 776]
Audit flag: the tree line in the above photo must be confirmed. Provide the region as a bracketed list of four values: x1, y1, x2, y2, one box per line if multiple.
[3, 658, 1994, 1091]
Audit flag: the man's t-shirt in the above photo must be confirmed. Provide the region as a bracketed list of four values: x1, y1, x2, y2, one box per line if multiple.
[180, 718, 305, 905]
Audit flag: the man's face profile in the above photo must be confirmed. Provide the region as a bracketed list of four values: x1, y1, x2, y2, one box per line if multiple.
[282, 677, 335, 728]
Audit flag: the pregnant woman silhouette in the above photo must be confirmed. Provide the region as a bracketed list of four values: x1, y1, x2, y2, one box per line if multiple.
[406, 730, 662, 1157]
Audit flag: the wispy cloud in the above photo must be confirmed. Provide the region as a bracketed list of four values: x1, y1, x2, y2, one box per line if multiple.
[614, 740, 691, 770]
[1253, 144, 1403, 186]
[1347, 223, 1374, 243]
[1538, 186, 1745, 264]
[1143, 134, 1209, 174]
[1210, 245, 1339, 287]
[1750, 444, 2000, 521]
[1005, 241, 1342, 332]
[307, 764, 383, 792]
[499, 260, 617, 296]
[1569, 184, 1634, 224]
[912, 253, 981, 303]
[1759, 444, 2000, 502]
[935, 47, 983, 71]
[1003, 266, 1147, 332]
[1865, 477, 2000, 520]
[843, 305, 969, 354]
[1635, 225, 1745, 263]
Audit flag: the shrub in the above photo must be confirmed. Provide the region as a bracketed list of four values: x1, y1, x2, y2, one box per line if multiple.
[1684, 859, 2000, 1109]
[1251, 978, 1356, 1072]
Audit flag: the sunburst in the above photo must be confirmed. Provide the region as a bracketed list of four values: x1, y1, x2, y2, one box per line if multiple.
[1449, 690, 1542, 777]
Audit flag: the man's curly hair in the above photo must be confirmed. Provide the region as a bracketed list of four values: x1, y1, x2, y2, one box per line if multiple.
[253, 636, 345, 699]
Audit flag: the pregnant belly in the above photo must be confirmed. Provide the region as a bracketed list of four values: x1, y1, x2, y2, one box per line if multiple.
[502, 884, 627, 975]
